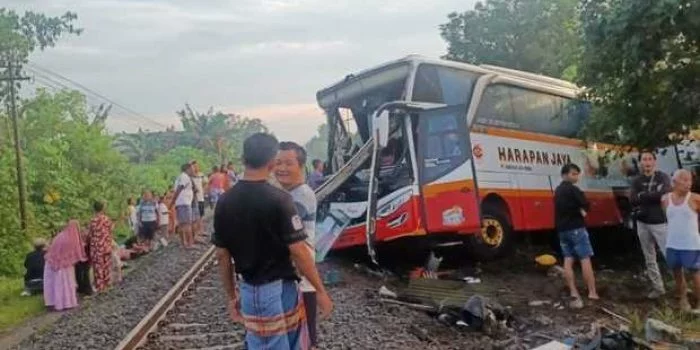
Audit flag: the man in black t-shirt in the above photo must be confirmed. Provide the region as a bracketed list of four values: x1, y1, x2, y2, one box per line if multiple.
[213, 133, 333, 349]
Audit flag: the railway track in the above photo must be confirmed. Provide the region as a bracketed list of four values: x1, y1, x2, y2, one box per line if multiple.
[115, 245, 246, 350]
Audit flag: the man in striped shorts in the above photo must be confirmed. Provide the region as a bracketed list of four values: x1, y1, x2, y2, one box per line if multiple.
[213, 133, 333, 349]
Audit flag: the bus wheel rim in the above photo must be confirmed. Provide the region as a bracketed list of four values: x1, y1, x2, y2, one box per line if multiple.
[481, 218, 503, 247]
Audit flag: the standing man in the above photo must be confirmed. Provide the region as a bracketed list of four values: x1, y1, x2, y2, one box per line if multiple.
[662, 169, 700, 312]
[631, 150, 672, 299]
[190, 160, 206, 239]
[172, 163, 195, 248]
[307, 159, 325, 190]
[214, 133, 332, 349]
[554, 163, 599, 309]
[276, 141, 320, 349]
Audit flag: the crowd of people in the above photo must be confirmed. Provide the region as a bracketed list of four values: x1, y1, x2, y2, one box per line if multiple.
[554, 151, 700, 313]
[20, 158, 251, 312]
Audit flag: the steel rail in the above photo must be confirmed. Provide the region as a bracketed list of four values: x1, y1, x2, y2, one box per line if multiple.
[114, 245, 217, 350]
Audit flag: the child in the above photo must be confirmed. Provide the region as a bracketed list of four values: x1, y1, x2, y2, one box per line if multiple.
[137, 190, 159, 250]
[157, 195, 170, 247]
[127, 197, 138, 237]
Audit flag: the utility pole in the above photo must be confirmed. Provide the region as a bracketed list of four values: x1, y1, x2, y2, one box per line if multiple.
[1, 61, 30, 230]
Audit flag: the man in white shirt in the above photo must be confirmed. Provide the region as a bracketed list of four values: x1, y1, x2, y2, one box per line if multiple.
[172, 163, 195, 248]
[275, 141, 319, 348]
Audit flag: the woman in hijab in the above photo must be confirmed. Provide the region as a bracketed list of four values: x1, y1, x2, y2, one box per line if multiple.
[88, 200, 114, 292]
[43, 220, 86, 311]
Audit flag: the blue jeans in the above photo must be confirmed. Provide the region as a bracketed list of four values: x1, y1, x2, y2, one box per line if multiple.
[240, 279, 309, 349]
[558, 227, 594, 259]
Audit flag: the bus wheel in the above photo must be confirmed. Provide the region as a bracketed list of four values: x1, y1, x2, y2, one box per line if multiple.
[467, 205, 513, 260]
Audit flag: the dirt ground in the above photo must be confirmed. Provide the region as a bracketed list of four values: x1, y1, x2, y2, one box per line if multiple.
[322, 228, 700, 349]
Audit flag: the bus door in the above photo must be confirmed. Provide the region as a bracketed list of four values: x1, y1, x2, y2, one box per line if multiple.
[415, 105, 481, 234]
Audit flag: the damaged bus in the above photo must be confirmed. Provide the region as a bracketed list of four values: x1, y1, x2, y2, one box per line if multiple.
[314, 55, 680, 261]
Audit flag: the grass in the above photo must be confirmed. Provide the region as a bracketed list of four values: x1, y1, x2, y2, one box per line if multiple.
[622, 302, 700, 340]
[0, 277, 45, 332]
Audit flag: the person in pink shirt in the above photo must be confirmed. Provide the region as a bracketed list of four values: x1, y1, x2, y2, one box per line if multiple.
[208, 165, 226, 209]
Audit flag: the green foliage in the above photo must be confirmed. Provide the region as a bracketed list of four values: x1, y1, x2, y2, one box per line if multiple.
[0, 89, 141, 276]
[440, 0, 580, 78]
[0, 8, 81, 63]
[304, 123, 328, 167]
[115, 105, 268, 169]
[578, 0, 700, 148]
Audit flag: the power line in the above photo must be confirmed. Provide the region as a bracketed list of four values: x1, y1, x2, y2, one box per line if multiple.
[26, 72, 149, 129]
[25, 63, 169, 129]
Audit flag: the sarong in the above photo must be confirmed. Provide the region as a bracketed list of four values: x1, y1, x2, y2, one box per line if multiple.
[240, 279, 309, 350]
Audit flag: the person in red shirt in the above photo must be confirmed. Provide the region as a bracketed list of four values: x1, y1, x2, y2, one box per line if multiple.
[209, 166, 226, 208]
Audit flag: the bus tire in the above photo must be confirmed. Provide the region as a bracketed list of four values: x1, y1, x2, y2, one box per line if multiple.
[466, 205, 514, 260]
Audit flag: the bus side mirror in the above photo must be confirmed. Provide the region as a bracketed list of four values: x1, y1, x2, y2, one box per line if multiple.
[374, 110, 390, 148]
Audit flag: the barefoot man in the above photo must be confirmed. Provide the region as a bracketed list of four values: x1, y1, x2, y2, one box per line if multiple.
[662, 169, 700, 312]
[554, 163, 599, 309]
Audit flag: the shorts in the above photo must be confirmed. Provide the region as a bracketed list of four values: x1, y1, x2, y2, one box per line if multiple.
[191, 203, 200, 221]
[210, 189, 224, 205]
[666, 248, 700, 271]
[198, 201, 205, 217]
[158, 224, 168, 237]
[240, 279, 309, 349]
[139, 221, 157, 240]
[558, 227, 594, 259]
[175, 205, 192, 225]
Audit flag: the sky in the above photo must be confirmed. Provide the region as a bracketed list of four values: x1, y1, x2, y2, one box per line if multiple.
[8, 0, 475, 144]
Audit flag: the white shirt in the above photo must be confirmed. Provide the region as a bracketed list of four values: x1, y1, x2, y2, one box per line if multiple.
[192, 173, 205, 202]
[158, 203, 169, 226]
[174, 173, 194, 207]
[665, 192, 700, 250]
[289, 184, 318, 292]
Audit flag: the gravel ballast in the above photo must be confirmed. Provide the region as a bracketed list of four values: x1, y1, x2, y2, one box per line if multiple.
[17, 242, 209, 350]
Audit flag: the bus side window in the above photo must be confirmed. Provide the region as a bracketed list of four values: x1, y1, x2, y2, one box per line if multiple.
[475, 85, 516, 128]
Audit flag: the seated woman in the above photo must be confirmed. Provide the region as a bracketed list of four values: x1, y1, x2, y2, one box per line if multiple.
[22, 238, 47, 296]
[43, 220, 87, 311]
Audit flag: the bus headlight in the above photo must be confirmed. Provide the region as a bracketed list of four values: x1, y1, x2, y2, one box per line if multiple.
[377, 191, 412, 218]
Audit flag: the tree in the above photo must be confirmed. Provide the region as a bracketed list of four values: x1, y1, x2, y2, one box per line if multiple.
[177, 105, 268, 165]
[1, 8, 81, 230]
[578, 0, 700, 149]
[0, 8, 81, 98]
[304, 123, 328, 166]
[113, 129, 160, 164]
[439, 0, 580, 78]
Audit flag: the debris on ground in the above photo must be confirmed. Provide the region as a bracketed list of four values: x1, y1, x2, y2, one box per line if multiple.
[532, 340, 571, 350]
[322, 268, 342, 285]
[463, 276, 481, 284]
[528, 300, 552, 307]
[645, 318, 683, 344]
[535, 254, 558, 268]
[379, 285, 398, 299]
[353, 263, 385, 279]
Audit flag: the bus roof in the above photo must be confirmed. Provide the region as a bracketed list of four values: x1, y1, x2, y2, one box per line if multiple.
[316, 55, 581, 107]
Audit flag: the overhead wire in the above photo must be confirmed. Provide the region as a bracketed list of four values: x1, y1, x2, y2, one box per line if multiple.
[25, 63, 169, 129]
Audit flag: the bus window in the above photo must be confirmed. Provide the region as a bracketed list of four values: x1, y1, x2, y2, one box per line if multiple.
[474, 85, 517, 129]
[412, 64, 478, 106]
[475, 84, 587, 138]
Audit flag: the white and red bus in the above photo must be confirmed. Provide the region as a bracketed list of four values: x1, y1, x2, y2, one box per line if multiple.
[314, 55, 680, 260]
